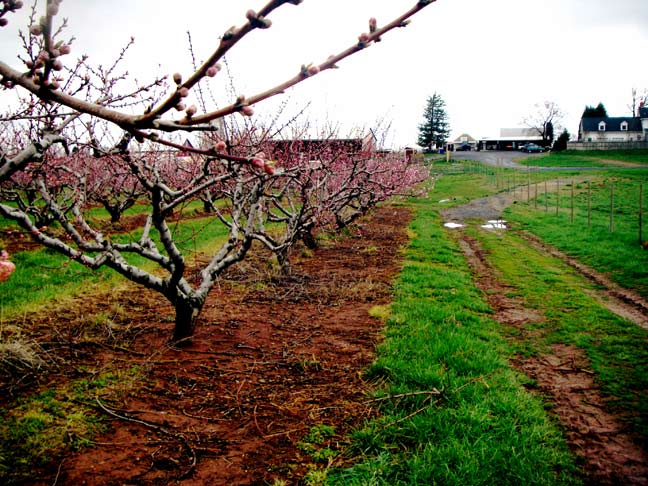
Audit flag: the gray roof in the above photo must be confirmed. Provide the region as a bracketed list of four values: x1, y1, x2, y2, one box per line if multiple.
[581, 116, 642, 132]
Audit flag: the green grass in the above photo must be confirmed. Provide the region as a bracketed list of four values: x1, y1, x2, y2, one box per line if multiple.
[518, 149, 648, 168]
[0, 367, 142, 485]
[506, 173, 648, 298]
[471, 228, 648, 439]
[327, 194, 581, 485]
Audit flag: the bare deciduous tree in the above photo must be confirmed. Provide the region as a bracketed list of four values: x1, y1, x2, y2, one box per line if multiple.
[523, 101, 564, 147]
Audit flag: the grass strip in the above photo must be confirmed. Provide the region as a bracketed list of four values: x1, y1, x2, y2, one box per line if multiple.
[506, 171, 648, 298]
[327, 193, 581, 485]
[472, 227, 648, 439]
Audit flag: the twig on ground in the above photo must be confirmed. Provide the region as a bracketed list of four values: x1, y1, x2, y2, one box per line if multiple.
[364, 388, 442, 404]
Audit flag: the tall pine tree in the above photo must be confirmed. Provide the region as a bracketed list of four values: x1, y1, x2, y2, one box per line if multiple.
[417, 93, 450, 152]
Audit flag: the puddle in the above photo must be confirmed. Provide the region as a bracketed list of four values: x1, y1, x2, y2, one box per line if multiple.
[444, 222, 465, 229]
[481, 220, 507, 230]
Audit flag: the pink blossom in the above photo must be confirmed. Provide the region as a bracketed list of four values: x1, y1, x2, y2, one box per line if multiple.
[0, 252, 16, 282]
[250, 157, 264, 169]
[263, 164, 275, 175]
[215, 141, 227, 152]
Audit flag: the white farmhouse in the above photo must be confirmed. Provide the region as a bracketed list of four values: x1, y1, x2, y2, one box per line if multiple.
[579, 106, 648, 142]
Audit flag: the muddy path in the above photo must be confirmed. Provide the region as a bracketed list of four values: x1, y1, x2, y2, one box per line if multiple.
[443, 197, 648, 484]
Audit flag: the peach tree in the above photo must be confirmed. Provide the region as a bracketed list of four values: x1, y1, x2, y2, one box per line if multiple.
[0, 0, 435, 342]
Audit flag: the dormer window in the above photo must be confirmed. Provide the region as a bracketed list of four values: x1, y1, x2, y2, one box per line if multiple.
[620, 121, 628, 131]
[598, 121, 606, 131]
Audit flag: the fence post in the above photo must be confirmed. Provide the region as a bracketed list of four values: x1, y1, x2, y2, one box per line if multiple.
[587, 181, 591, 227]
[610, 180, 615, 233]
[534, 167, 538, 209]
[570, 179, 574, 224]
[556, 179, 560, 216]
[545, 179, 548, 213]
[640, 182, 644, 245]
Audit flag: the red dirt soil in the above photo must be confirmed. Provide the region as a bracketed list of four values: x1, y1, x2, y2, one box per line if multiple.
[10, 205, 411, 486]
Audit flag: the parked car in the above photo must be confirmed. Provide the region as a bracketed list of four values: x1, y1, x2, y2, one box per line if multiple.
[522, 143, 544, 153]
[457, 143, 472, 151]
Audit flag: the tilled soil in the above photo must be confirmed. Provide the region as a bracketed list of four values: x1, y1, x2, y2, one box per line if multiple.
[2, 206, 411, 486]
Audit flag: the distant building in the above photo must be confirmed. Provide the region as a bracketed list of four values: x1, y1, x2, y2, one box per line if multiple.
[479, 128, 543, 151]
[578, 106, 648, 143]
[264, 131, 377, 159]
[449, 133, 477, 150]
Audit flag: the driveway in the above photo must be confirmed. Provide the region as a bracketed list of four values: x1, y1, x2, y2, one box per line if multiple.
[449, 150, 543, 168]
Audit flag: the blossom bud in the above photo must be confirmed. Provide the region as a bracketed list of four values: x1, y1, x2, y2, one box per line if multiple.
[250, 157, 264, 169]
[358, 32, 370, 44]
[206, 65, 219, 77]
[241, 105, 254, 117]
[307, 65, 320, 76]
[223, 26, 237, 40]
[263, 164, 275, 175]
[246, 9, 257, 21]
[15, 1, 24, 8]
[59, 44, 71, 55]
[52, 59, 63, 71]
[175, 102, 186, 111]
[178, 87, 189, 98]
[0, 18, 8, 27]
[173, 72, 182, 85]
[369, 17, 377, 33]
[30, 24, 42, 36]
[185, 105, 197, 117]
[215, 141, 227, 151]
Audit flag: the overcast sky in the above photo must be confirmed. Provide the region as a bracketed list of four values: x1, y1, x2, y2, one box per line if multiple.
[1, 0, 647, 148]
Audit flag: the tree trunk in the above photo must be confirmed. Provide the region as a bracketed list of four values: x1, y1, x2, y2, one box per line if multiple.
[171, 296, 204, 345]
[301, 227, 318, 250]
[276, 249, 292, 275]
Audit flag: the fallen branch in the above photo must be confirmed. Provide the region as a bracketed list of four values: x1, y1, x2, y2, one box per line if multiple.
[95, 397, 197, 479]
[364, 388, 442, 404]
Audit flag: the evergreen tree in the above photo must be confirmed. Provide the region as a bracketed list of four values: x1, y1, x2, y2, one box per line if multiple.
[417, 93, 450, 151]
[552, 129, 570, 151]
[582, 102, 608, 118]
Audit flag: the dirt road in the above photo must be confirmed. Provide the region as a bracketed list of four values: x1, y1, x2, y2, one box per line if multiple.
[442, 194, 648, 484]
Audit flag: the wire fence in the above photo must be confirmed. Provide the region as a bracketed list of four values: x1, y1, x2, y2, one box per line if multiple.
[431, 158, 646, 245]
